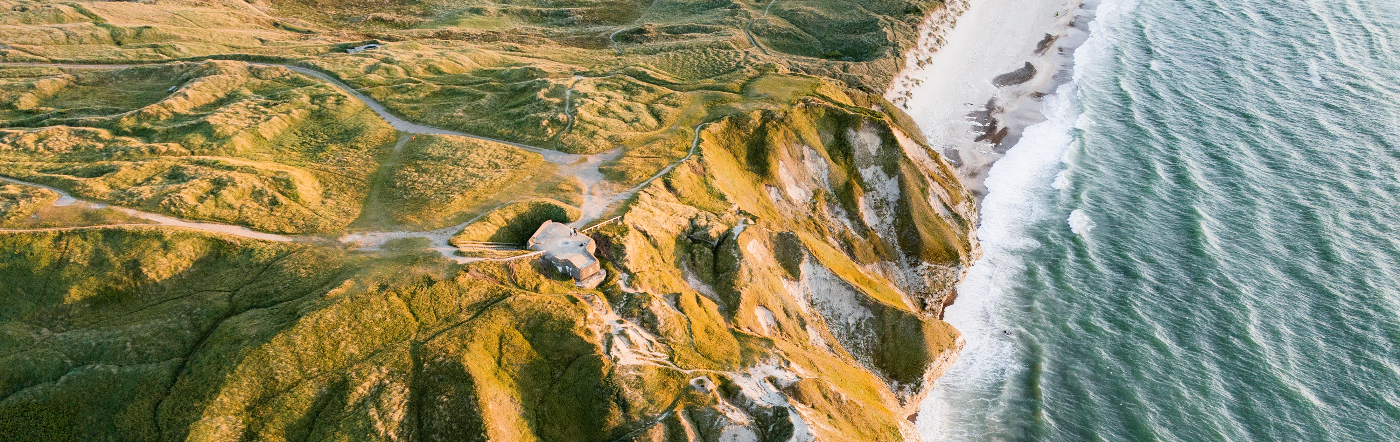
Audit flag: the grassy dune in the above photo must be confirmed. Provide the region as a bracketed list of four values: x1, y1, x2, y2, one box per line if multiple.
[1, 0, 940, 154]
[0, 0, 343, 61]
[357, 134, 581, 229]
[0, 228, 688, 441]
[0, 182, 55, 224]
[448, 198, 581, 246]
[0, 0, 980, 440]
[0, 61, 398, 233]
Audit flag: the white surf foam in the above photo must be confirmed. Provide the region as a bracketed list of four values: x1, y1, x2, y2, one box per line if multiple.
[916, 78, 1081, 442]
[916, 0, 1129, 439]
[1068, 209, 1096, 236]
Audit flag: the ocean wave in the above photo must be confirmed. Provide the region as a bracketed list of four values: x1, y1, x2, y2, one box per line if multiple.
[916, 0, 1130, 439]
[1067, 209, 1096, 235]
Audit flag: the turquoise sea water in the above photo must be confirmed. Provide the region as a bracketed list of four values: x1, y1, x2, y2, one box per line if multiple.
[918, 0, 1400, 440]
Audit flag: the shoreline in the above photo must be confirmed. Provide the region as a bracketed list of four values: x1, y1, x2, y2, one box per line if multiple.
[898, 0, 1104, 439]
[884, 0, 1095, 437]
[887, 0, 1083, 198]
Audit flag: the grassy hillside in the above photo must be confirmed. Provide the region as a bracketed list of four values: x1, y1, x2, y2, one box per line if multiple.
[0, 61, 398, 233]
[357, 134, 577, 229]
[0, 0, 980, 440]
[449, 198, 582, 245]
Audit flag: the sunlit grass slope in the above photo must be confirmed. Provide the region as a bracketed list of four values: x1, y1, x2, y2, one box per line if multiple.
[0, 61, 397, 233]
[0, 0, 984, 440]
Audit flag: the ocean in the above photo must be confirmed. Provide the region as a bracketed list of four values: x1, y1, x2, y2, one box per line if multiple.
[917, 0, 1400, 440]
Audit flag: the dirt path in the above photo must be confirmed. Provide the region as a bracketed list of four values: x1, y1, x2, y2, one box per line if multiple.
[0, 62, 580, 164]
[569, 121, 711, 226]
[257, 64, 585, 165]
[608, 0, 661, 55]
[744, 0, 780, 54]
[0, 61, 714, 256]
[0, 175, 295, 242]
[0, 224, 157, 233]
[351, 133, 413, 229]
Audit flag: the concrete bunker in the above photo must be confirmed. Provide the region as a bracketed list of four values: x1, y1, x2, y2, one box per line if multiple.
[347, 43, 382, 54]
[528, 221, 605, 288]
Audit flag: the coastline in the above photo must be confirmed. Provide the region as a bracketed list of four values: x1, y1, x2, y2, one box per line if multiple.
[885, 0, 1094, 438]
[887, 0, 1083, 198]
[897, 0, 1104, 438]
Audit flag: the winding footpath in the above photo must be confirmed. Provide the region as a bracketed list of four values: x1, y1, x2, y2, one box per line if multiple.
[608, 0, 661, 55]
[0, 61, 713, 260]
[0, 176, 294, 241]
[743, 0, 781, 55]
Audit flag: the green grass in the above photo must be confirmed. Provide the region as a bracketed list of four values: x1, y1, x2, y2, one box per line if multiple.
[34, 72, 171, 111]
[0, 182, 55, 225]
[0, 92, 975, 440]
[599, 126, 693, 185]
[0, 227, 649, 441]
[742, 73, 825, 105]
[0, 0, 979, 439]
[0, 61, 399, 234]
[660, 160, 731, 214]
[0, 0, 344, 61]
[362, 134, 548, 229]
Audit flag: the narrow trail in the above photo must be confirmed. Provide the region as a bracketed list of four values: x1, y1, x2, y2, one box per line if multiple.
[353, 133, 413, 228]
[744, 0, 780, 55]
[254, 63, 586, 165]
[0, 175, 295, 242]
[574, 122, 712, 223]
[557, 77, 582, 143]
[333, 122, 706, 262]
[608, 28, 628, 55]
[0, 224, 169, 233]
[0, 61, 714, 261]
[608, 0, 660, 55]
[604, 392, 688, 442]
[0, 62, 579, 164]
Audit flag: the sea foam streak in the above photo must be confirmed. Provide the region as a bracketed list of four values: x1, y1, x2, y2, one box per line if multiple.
[1068, 209, 1096, 236]
[916, 0, 1127, 439]
[916, 78, 1081, 442]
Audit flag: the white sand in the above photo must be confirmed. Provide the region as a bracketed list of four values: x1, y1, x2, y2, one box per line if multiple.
[887, 0, 1082, 197]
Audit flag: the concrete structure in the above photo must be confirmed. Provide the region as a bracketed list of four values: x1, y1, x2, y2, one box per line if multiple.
[690, 376, 714, 394]
[528, 221, 604, 288]
[346, 44, 382, 54]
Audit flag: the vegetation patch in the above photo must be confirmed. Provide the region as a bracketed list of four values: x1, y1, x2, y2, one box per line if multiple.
[368, 134, 548, 228]
[449, 198, 581, 246]
[0, 62, 398, 233]
[0, 0, 980, 438]
[0, 182, 55, 225]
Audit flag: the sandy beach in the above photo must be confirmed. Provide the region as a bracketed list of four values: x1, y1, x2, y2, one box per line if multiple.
[888, 0, 1084, 197]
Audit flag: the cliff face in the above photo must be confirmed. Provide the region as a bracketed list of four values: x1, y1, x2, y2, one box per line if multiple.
[599, 95, 977, 438]
[0, 0, 978, 440]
